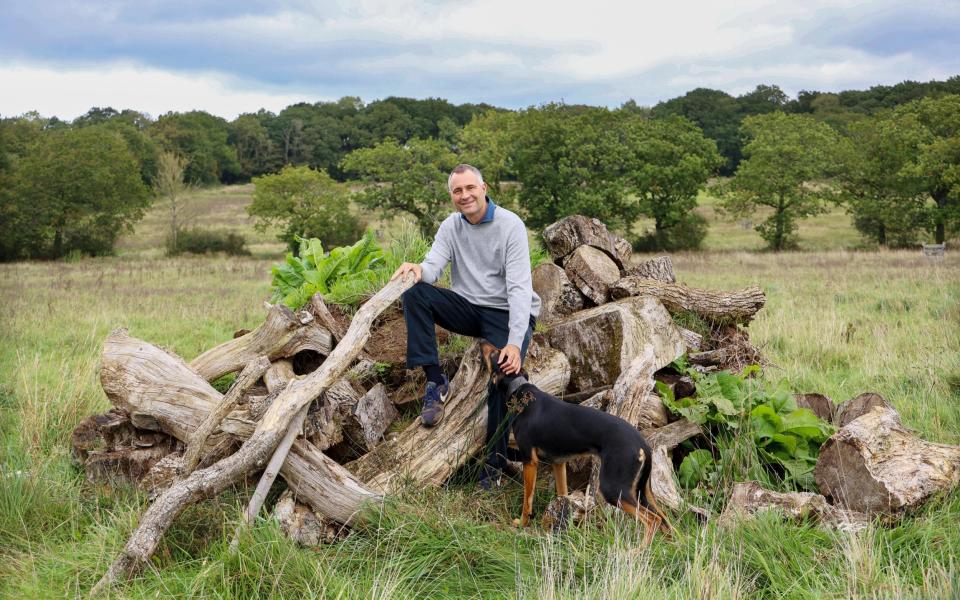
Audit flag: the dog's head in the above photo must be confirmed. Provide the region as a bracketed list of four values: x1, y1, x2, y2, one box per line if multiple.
[481, 341, 527, 395]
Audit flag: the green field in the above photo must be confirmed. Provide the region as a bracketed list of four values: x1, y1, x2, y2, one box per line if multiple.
[1, 187, 959, 598]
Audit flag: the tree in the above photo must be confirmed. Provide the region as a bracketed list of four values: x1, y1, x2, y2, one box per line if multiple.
[723, 112, 842, 251]
[150, 111, 241, 184]
[837, 114, 929, 246]
[457, 109, 518, 205]
[651, 88, 742, 174]
[154, 151, 190, 252]
[624, 115, 723, 250]
[341, 137, 458, 237]
[229, 113, 274, 179]
[247, 165, 363, 251]
[894, 94, 960, 243]
[512, 105, 637, 231]
[1, 127, 149, 259]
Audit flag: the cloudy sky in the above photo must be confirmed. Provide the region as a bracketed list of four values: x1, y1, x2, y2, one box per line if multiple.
[2, 0, 958, 120]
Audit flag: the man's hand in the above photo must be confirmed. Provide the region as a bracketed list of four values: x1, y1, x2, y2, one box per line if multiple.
[498, 344, 522, 375]
[391, 262, 422, 282]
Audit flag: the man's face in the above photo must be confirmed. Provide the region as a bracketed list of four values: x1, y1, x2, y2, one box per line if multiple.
[449, 170, 488, 223]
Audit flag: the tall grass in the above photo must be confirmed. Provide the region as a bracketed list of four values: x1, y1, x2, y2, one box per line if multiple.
[1, 239, 958, 597]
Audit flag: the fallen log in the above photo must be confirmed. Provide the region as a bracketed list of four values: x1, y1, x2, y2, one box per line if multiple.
[626, 255, 675, 283]
[719, 482, 869, 532]
[834, 392, 891, 428]
[532, 262, 584, 323]
[182, 356, 271, 474]
[564, 245, 621, 305]
[641, 419, 703, 451]
[606, 346, 668, 430]
[814, 405, 960, 514]
[544, 296, 686, 393]
[189, 303, 333, 382]
[542, 214, 629, 269]
[609, 277, 765, 325]
[794, 393, 835, 423]
[92, 276, 412, 593]
[349, 341, 570, 491]
[650, 446, 682, 510]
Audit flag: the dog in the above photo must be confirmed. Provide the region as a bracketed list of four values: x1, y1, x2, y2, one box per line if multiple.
[483, 344, 671, 546]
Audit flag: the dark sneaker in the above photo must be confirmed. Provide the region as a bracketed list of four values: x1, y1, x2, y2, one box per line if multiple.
[420, 375, 449, 427]
[477, 464, 504, 492]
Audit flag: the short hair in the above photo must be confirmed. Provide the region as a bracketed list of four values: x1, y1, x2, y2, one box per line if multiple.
[448, 164, 484, 192]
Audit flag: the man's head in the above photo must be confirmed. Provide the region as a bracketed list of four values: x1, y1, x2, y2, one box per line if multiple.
[448, 164, 488, 224]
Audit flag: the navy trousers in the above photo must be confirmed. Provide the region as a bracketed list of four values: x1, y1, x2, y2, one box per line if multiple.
[402, 282, 535, 472]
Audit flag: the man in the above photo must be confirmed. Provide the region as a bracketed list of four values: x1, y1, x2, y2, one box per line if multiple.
[391, 163, 541, 487]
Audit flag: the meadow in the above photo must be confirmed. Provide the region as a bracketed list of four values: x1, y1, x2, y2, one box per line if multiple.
[0, 186, 958, 598]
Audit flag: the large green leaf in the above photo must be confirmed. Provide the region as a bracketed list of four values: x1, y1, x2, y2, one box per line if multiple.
[678, 449, 715, 489]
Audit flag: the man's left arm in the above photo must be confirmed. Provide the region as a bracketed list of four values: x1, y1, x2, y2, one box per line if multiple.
[500, 219, 534, 374]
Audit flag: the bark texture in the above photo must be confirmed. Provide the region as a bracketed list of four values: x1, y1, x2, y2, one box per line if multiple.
[189, 303, 332, 381]
[610, 277, 766, 325]
[564, 245, 622, 305]
[532, 262, 584, 322]
[626, 255, 676, 283]
[720, 482, 870, 532]
[814, 406, 960, 513]
[542, 214, 629, 269]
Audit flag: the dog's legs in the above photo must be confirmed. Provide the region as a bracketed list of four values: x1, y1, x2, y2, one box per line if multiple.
[552, 462, 568, 497]
[619, 501, 664, 548]
[643, 477, 673, 536]
[516, 462, 538, 526]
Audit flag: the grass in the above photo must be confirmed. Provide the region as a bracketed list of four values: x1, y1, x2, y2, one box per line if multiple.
[1, 186, 959, 598]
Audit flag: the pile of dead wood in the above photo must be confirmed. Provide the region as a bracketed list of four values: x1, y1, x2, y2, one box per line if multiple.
[74, 214, 958, 591]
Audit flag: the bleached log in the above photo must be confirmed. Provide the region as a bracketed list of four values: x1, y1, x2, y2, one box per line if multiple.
[349, 342, 570, 491]
[719, 482, 869, 532]
[544, 296, 686, 392]
[181, 356, 270, 474]
[606, 346, 668, 430]
[93, 276, 411, 592]
[641, 419, 703, 451]
[564, 245, 622, 305]
[650, 446, 682, 510]
[610, 278, 765, 325]
[273, 490, 348, 547]
[814, 406, 960, 514]
[189, 303, 333, 382]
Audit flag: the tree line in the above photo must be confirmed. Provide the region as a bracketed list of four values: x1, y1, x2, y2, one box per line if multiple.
[1, 78, 958, 260]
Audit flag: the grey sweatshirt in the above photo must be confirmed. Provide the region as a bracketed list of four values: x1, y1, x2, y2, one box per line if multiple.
[419, 201, 542, 348]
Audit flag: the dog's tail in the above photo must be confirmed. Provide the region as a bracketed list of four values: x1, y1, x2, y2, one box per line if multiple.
[638, 445, 674, 535]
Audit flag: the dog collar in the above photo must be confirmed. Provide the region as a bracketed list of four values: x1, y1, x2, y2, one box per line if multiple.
[505, 375, 529, 399]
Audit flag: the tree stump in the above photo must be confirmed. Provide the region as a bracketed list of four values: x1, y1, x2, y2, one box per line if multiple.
[834, 392, 891, 428]
[719, 482, 869, 532]
[814, 406, 960, 513]
[794, 393, 835, 423]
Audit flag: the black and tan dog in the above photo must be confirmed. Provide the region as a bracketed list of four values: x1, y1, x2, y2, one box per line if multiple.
[483, 345, 671, 546]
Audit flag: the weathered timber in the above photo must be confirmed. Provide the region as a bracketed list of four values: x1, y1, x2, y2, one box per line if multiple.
[650, 446, 682, 510]
[96, 334, 378, 521]
[542, 214, 629, 269]
[626, 255, 675, 283]
[814, 405, 960, 514]
[189, 303, 332, 382]
[182, 356, 271, 474]
[794, 393, 835, 423]
[544, 296, 686, 392]
[677, 327, 703, 352]
[564, 245, 622, 305]
[606, 346, 668, 430]
[641, 419, 703, 451]
[340, 383, 399, 453]
[834, 392, 891, 428]
[92, 276, 412, 593]
[719, 482, 870, 532]
[609, 277, 765, 325]
[264, 359, 299, 393]
[273, 490, 348, 547]
[309, 293, 347, 342]
[541, 490, 593, 532]
[349, 342, 570, 491]
[532, 262, 584, 323]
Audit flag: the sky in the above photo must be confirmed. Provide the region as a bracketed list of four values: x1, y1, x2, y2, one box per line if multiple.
[1, 0, 959, 121]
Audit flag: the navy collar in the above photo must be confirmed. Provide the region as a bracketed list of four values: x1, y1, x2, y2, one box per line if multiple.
[460, 196, 496, 225]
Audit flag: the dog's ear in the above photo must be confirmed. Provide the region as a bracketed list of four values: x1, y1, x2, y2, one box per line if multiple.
[480, 341, 498, 373]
